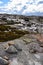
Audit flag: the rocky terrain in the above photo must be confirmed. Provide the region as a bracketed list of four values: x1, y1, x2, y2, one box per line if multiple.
[0, 14, 43, 34]
[0, 34, 43, 65]
[0, 14, 43, 65]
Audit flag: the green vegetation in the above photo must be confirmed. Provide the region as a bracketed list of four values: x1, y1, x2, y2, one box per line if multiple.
[0, 25, 29, 42]
[0, 31, 29, 42]
[0, 31, 20, 42]
[0, 25, 11, 31]
[7, 20, 14, 24]
[12, 29, 29, 34]
[1, 17, 14, 24]
[1, 17, 7, 21]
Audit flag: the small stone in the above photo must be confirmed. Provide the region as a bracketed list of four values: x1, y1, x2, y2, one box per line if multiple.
[40, 43, 43, 47]
[8, 41, 14, 46]
[29, 49, 36, 53]
[23, 38, 32, 44]
[3, 56, 9, 60]
[4, 44, 9, 49]
[0, 57, 9, 65]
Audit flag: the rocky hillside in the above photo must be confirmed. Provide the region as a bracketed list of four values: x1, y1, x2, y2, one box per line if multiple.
[0, 14, 43, 65]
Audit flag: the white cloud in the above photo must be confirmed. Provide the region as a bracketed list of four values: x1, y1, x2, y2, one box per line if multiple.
[22, 4, 43, 14]
[0, 0, 43, 15]
[0, 1, 3, 4]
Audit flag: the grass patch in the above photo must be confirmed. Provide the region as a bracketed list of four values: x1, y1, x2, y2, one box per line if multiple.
[0, 25, 29, 42]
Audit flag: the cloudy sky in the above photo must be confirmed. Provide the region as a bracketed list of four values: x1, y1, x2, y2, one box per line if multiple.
[0, 0, 43, 16]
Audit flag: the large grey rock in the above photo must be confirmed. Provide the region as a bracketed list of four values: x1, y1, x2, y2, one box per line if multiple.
[13, 39, 25, 51]
[5, 45, 18, 54]
[0, 57, 9, 65]
[13, 43, 22, 51]
[14, 44, 22, 51]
